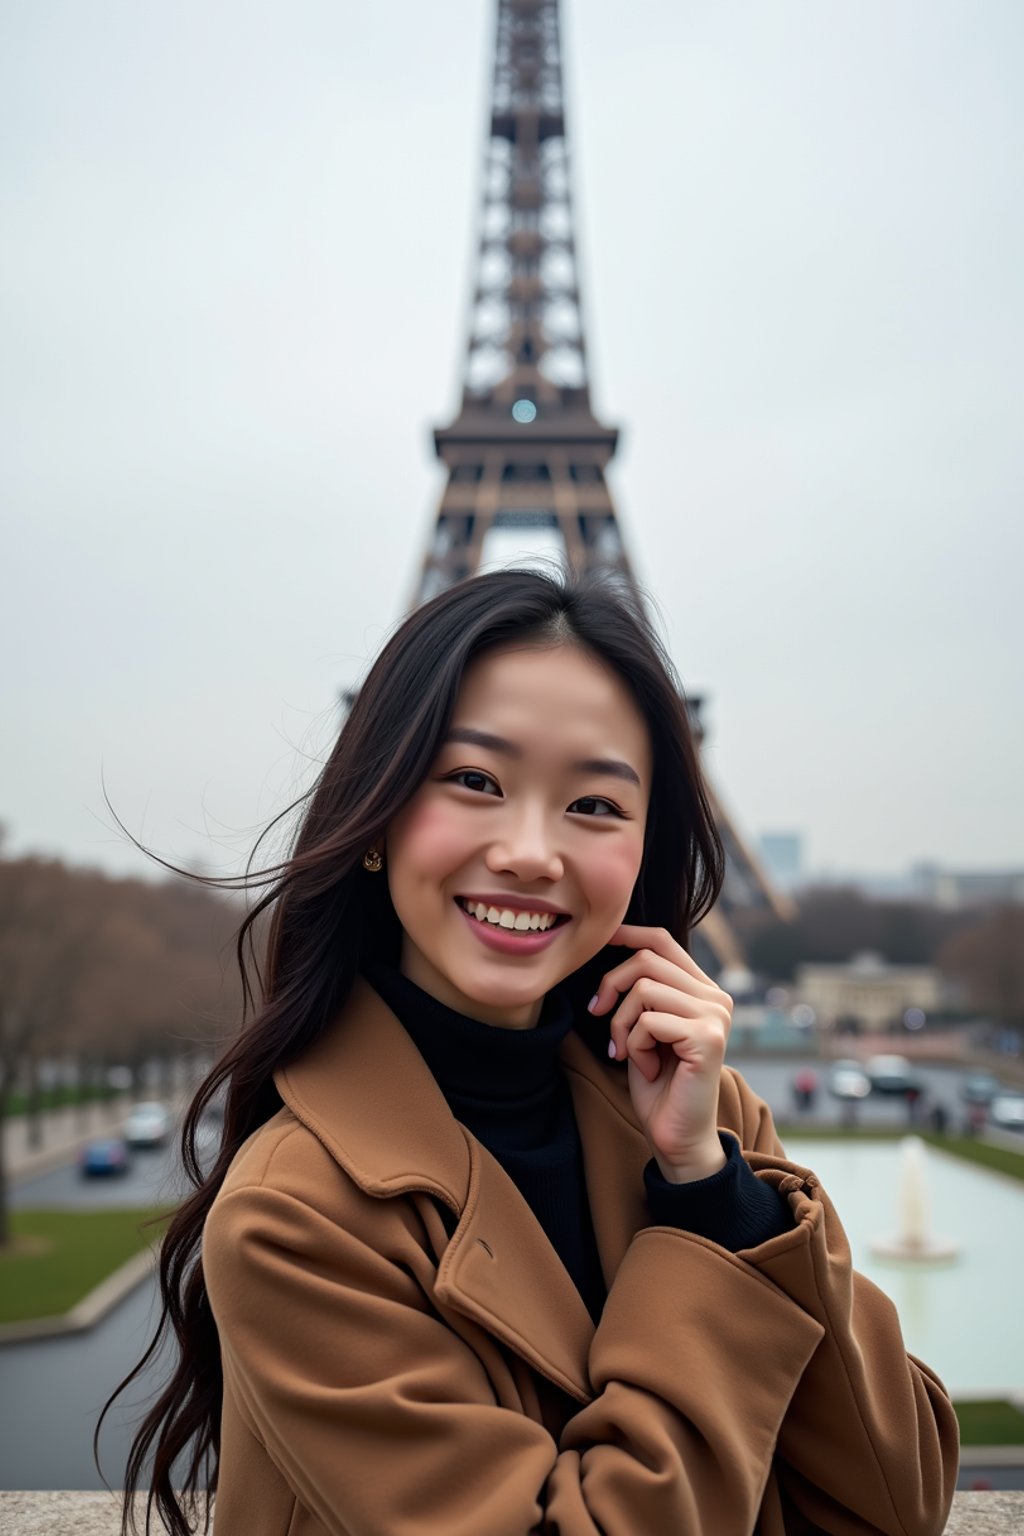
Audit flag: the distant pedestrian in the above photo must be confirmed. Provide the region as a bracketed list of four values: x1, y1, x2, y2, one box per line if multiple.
[792, 1068, 818, 1114]
[928, 1103, 949, 1136]
[964, 1101, 987, 1138]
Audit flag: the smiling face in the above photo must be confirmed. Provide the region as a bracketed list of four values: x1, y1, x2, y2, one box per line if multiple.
[382, 642, 652, 1029]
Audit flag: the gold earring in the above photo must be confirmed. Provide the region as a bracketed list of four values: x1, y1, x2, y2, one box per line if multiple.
[362, 847, 384, 873]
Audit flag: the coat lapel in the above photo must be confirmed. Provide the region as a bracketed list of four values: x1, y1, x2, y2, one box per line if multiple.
[432, 1129, 596, 1402]
[275, 977, 634, 1403]
[560, 1033, 653, 1285]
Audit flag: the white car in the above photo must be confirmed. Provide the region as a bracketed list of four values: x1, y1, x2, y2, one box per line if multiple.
[827, 1059, 871, 1101]
[865, 1055, 922, 1095]
[123, 1100, 171, 1148]
[989, 1093, 1024, 1132]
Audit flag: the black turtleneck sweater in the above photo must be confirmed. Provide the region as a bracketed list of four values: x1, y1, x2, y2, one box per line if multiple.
[364, 965, 794, 1325]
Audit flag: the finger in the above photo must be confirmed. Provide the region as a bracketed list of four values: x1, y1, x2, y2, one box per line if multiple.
[591, 949, 723, 1017]
[608, 978, 707, 1058]
[609, 923, 712, 983]
[605, 927, 723, 1009]
[623, 1012, 701, 1083]
[621, 1014, 668, 1082]
[625, 1011, 728, 1079]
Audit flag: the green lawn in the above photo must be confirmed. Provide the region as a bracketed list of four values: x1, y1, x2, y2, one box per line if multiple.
[5, 1085, 126, 1116]
[922, 1134, 1024, 1184]
[0, 1207, 172, 1325]
[953, 1399, 1024, 1446]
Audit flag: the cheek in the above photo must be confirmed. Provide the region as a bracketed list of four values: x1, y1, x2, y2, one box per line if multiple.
[388, 798, 476, 877]
[581, 833, 644, 912]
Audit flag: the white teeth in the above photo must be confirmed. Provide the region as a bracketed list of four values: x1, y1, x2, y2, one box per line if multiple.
[460, 899, 561, 933]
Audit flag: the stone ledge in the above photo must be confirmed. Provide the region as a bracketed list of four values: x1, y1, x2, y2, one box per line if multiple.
[0, 1490, 1021, 1533]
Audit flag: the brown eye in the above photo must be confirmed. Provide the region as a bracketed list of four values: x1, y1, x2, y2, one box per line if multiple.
[570, 797, 621, 818]
[450, 770, 501, 796]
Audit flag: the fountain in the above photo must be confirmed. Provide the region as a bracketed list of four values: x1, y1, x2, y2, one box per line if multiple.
[870, 1136, 960, 1263]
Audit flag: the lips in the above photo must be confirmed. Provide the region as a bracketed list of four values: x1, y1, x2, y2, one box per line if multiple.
[454, 899, 570, 956]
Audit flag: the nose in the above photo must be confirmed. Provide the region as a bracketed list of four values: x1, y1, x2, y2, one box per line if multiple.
[485, 803, 564, 884]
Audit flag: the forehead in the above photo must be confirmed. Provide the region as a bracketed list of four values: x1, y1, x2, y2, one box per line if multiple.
[452, 643, 651, 771]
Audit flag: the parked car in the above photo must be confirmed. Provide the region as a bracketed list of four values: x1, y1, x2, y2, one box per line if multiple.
[865, 1055, 923, 1095]
[826, 1059, 871, 1101]
[989, 1093, 1024, 1132]
[123, 1101, 171, 1149]
[79, 1136, 130, 1177]
[959, 1071, 1002, 1106]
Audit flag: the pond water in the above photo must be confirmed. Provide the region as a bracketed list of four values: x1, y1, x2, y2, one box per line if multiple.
[783, 1138, 1024, 1398]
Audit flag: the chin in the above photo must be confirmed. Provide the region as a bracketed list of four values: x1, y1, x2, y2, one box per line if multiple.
[458, 970, 545, 1003]
[449, 963, 552, 1007]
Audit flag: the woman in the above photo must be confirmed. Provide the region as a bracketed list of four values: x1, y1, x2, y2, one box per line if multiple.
[103, 568, 959, 1536]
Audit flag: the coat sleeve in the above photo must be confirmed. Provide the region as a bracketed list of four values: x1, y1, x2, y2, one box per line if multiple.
[203, 1172, 826, 1536]
[706, 1081, 961, 1535]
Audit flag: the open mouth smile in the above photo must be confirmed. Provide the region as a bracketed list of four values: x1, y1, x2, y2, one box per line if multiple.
[454, 897, 571, 955]
[456, 897, 568, 932]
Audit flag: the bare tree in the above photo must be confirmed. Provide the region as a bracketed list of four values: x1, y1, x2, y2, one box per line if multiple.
[738, 886, 976, 984]
[937, 901, 1024, 1035]
[0, 857, 100, 1245]
[0, 853, 242, 1248]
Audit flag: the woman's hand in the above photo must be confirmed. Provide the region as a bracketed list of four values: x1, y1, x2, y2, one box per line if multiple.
[588, 924, 734, 1183]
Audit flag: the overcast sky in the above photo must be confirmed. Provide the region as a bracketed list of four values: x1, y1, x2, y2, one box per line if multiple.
[2, 0, 1021, 886]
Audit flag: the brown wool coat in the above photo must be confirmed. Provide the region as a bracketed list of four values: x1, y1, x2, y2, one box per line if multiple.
[202, 977, 960, 1536]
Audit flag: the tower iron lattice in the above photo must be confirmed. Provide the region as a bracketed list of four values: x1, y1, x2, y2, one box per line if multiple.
[405, 0, 795, 973]
[411, 0, 629, 608]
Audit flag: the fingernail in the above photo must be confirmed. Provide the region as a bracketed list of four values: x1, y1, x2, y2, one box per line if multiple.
[588, 994, 599, 1013]
[607, 1039, 617, 1059]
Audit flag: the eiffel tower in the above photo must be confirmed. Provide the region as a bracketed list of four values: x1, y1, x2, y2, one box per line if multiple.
[407, 0, 795, 975]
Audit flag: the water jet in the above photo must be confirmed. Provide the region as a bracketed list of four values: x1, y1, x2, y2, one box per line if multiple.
[870, 1135, 959, 1263]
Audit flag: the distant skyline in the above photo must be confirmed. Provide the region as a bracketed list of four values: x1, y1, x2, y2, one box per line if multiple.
[2, 1, 1022, 883]
[754, 830, 1024, 902]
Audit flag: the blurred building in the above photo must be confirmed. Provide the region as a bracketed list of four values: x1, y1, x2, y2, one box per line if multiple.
[795, 860, 1024, 909]
[795, 950, 944, 1033]
[907, 862, 1024, 910]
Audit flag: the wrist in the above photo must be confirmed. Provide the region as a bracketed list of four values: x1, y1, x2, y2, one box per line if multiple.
[653, 1137, 728, 1185]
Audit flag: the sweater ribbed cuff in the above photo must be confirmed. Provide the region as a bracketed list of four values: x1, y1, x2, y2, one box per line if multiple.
[642, 1131, 795, 1252]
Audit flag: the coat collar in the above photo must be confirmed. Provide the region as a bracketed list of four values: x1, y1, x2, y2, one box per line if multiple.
[274, 976, 653, 1403]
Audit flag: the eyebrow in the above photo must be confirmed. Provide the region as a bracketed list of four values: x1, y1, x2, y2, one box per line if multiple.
[442, 727, 643, 788]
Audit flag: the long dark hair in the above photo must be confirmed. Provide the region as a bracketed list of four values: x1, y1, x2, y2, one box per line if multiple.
[98, 566, 725, 1535]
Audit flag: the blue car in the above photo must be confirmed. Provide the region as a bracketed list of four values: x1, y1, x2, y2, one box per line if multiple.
[78, 1137, 131, 1177]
